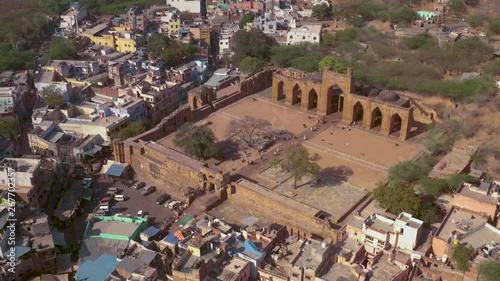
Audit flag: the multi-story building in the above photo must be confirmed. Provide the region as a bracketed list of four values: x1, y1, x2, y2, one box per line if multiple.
[128, 6, 149, 33]
[133, 79, 179, 124]
[59, 2, 88, 33]
[286, 21, 322, 45]
[110, 98, 148, 122]
[453, 181, 499, 222]
[82, 23, 144, 53]
[361, 212, 423, 255]
[166, 0, 203, 14]
[0, 158, 56, 209]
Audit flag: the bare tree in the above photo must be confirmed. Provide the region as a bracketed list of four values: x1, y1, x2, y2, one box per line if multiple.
[226, 116, 271, 147]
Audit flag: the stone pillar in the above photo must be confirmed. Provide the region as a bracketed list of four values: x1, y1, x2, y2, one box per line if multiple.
[399, 109, 413, 141]
[113, 140, 126, 163]
[380, 110, 391, 135]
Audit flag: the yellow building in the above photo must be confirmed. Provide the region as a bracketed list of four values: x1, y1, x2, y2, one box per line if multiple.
[168, 19, 181, 34]
[82, 23, 142, 53]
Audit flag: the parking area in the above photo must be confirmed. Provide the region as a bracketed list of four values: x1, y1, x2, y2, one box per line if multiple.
[92, 176, 176, 228]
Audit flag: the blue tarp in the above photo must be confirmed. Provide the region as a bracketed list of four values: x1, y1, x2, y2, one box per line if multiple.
[141, 226, 160, 239]
[106, 163, 127, 177]
[244, 240, 263, 257]
[162, 233, 180, 245]
[76, 253, 118, 281]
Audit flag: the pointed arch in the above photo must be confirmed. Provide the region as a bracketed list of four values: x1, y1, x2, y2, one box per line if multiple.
[292, 84, 301, 105]
[328, 85, 344, 114]
[277, 81, 285, 100]
[307, 89, 318, 109]
[370, 107, 383, 130]
[192, 96, 198, 110]
[390, 113, 403, 134]
[353, 102, 364, 122]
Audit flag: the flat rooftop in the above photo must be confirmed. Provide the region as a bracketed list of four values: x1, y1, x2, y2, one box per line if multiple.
[292, 239, 330, 270]
[429, 148, 474, 179]
[366, 215, 394, 233]
[87, 219, 140, 238]
[456, 183, 498, 205]
[83, 23, 108, 36]
[435, 207, 488, 242]
[289, 24, 322, 34]
[370, 253, 409, 281]
[0, 158, 41, 173]
[459, 223, 500, 249]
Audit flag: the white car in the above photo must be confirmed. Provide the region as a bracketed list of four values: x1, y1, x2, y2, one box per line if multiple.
[462, 28, 469, 33]
[168, 200, 181, 209]
[479, 32, 487, 37]
[137, 210, 145, 217]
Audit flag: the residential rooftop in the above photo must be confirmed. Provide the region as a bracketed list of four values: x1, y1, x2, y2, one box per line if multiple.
[0, 158, 41, 173]
[435, 207, 488, 242]
[291, 238, 332, 270]
[456, 182, 499, 205]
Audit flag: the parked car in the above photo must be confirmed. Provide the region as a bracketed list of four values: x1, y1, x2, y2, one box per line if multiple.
[168, 200, 181, 209]
[137, 210, 145, 217]
[133, 181, 146, 190]
[101, 196, 112, 203]
[96, 210, 108, 216]
[164, 198, 175, 207]
[479, 32, 487, 37]
[141, 186, 156, 196]
[155, 193, 170, 205]
[107, 187, 117, 195]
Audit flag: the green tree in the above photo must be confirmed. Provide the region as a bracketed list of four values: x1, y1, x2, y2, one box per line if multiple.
[402, 33, 437, 49]
[239, 56, 265, 74]
[232, 29, 272, 66]
[482, 60, 500, 76]
[447, 0, 466, 17]
[146, 33, 170, 58]
[388, 160, 431, 183]
[318, 56, 348, 73]
[268, 157, 282, 174]
[239, 13, 255, 29]
[116, 121, 147, 140]
[418, 202, 439, 224]
[180, 10, 194, 21]
[373, 180, 421, 215]
[41, 85, 65, 108]
[271, 44, 308, 67]
[45, 38, 77, 61]
[467, 14, 485, 28]
[312, 3, 333, 20]
[174, 122, 218, 160]
[161, 42, 198, 67]
[0, 120, 17, 138]
[447, 173, 477, 190]
[451, 244, 474, 272]
[37, 0, 70, 14]
[348, 16, 364, 28]
[422, 179, 450, 196]
[488, 18, 500, 35]
[390, 7, 418, 26]
[479, 261, 500, 281]
[284, 146, 321, 188]
[445, 37, 492, 73]
[291, 56, 322, 72]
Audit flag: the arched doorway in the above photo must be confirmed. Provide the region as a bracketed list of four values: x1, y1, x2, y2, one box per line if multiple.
[370, 107, 383, 130]
[307, 89, 318, 109]
[277, 81, 285, 100]
[328, 85, 344, 113]
[390, 113, 403, 134]
[353, 102, 364, 122]
[292, 84, 301, 105]
[192, 96, 198, 110]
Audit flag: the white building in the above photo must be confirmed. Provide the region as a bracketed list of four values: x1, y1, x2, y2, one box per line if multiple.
[361, 212, 423, 255]
[165, 0, 202, 14]
[60, 2, 88, 32]
[0, 86, 23, 115]
[286, 21, 322, 45]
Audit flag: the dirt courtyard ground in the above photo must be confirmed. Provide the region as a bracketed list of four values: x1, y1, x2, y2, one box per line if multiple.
[308, 126, 422, 169]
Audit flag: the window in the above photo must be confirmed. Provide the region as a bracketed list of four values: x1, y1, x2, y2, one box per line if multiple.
[354, 232, 358, 236]
[313, 37, 316, 40]
[305, 276, 311, 280]
[302, 36, 305, 39]
[292, 273, 299, 278]
[289, 35, 293, 39]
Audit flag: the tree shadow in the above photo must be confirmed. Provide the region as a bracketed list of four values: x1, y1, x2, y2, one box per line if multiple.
[216, 139, 241, 161]
[409, 120, 428, 138]
[319, 166, 354, 184]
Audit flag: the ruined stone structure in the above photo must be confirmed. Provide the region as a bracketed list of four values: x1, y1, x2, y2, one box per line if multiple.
[114, 139, 230, 196]
[272, 68, 414, 140]
[188, 86, 216, 110]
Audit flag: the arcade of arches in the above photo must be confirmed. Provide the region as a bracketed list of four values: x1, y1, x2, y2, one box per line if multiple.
[272, 68, 414, 140]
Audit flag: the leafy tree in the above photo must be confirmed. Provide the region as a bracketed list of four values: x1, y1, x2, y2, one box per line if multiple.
[0, 49, 34, 70]
[467, 14, 485, 28]
[161, 42, 199, 67]
[116, 121, 147, 140]
[444, 37, 492, 73]
[418, 202, 439, 224]
[239, 56, 265, 74]
[268, 157, 282, 174]
[422, 179, 450, 196]
[291, 56, 322, 72]
[226, 116, 271, 147]
[447, 0, 466, 17]
[174, 122, 218, 159]
[181, 10, 194, 21]
[479, 261, 500, 281]
[388, 160, 431, 183]
[488, 18, 500, 35]
[348, 16, 364, 28]
[318, 56, 347, 73]
[389, 7, 418, 26]
[284, 146, 321, 188]
[451, 244, 474, 272]
[312, 3, 333, 20]
[447, 173, 477, 190]
[482, 60, 500, 76]
[232, 29, 272, 66]
[402, 33, 437, 50]
[146, 33, 170, 58]
[38, 0, 70, 14]
[45, 38, 77, 61]
[239, 13, 255, 29]
[0, 120, 17, 138]
[271, 45, 308, 67]
[373, 180, 421, 215]
[41, 85, 65, 108]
